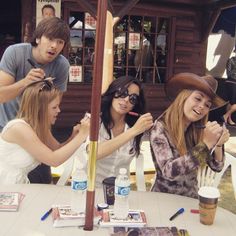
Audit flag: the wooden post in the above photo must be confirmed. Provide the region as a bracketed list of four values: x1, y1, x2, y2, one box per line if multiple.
[84, 0, 107, 231]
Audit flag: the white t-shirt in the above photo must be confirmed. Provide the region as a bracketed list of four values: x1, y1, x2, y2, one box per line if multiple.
[75, 122, 136, 188]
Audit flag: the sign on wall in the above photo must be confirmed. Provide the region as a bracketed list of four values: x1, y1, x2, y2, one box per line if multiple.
[36, 0, 61, 25]
[69, 66, 83, 82]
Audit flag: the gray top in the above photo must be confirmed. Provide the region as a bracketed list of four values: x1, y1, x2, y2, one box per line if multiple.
[0, 43, 70, 130]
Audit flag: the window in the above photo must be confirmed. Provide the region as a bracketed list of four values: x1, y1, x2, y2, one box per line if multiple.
[68, 12, 96, 83]
[114, 15, 169, 83]
[68, 12, 169, 84]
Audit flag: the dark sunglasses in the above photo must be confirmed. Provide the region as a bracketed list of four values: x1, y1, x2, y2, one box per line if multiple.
[114, 87, 139, 105]
[39, 80, 54, 92]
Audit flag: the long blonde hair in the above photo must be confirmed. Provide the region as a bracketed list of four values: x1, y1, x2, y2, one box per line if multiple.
[162, 89, 208, 155]
[17, 81, 62, 144]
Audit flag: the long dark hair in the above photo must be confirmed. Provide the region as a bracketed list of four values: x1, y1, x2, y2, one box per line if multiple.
[101, 76, 146, 155]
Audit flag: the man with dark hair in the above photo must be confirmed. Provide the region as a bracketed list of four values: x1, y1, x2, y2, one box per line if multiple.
[0, 17, 70, 183]
[42, 4, 56, 19]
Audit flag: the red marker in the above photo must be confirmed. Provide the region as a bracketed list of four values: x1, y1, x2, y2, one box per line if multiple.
[128, 111, 140, 117]
[190, 209, 199, 214]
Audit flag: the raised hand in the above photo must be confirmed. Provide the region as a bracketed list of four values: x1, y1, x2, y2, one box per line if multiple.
[203, 121, 226, 149]
[23, 68, 46, 86]
[76, 115, 90, 141]
[216, 126, 230, 147]
[133, 112, 153, 135]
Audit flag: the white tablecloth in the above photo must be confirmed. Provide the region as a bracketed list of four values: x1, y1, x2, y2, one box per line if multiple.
[0, 184, 235, 236]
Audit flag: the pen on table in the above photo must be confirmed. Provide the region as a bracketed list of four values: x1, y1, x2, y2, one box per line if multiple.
[128, 111, 141, 117]
[41, 208, 53, 221]
[190, 209, 199, 214]
[169, 208, 185, 221]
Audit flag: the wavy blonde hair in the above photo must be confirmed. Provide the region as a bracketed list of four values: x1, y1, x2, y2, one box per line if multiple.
[162, 89, 208, 155]
[17, 81, 62, 144]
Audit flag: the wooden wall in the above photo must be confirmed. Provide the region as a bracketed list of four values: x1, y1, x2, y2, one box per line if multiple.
[19, 0, 208, 133]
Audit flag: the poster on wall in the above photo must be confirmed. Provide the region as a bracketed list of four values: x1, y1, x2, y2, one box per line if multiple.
[36, 0, 61, 26]
[69, 66, 83, 82]
[129, 33, 140, 50]
[85, 13, 96, 29]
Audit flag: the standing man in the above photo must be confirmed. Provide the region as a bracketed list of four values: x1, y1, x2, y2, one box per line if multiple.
[0, 17, 70, 183]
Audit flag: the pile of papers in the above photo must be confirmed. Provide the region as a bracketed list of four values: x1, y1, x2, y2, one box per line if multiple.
[52, 205, 101, 227]
[99, 209, 147, 227]
[0, 192, 25, 212]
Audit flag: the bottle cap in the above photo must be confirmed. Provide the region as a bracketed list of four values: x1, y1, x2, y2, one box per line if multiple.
[97, 203, 109, 211]
[119, 168, 127, 175]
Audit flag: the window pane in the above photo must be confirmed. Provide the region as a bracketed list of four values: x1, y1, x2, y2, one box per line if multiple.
[114, 67, 126, 78]
[114, 32, 126, 66]
[69, 47, 82, 65]
[129, 16, 142, 32]
[141, 68, 154, 83]
[143, 16, 157, 33]
[156, 68, 166, 83]
[84, 66, 93, 83]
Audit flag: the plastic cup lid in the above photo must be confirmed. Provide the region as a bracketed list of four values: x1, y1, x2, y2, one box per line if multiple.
[102, 176, 116, 185]
[198, 186, 220, 199]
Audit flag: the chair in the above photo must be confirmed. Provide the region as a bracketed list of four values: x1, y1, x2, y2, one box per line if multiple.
[56, 156, 75, 186]
[197, 152, 236, 200]
[135, 152, 146, 191]
[224, 152, 236, 200]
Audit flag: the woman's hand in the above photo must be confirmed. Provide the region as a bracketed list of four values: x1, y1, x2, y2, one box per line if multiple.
[132, 112, 153, 135]
[203, 121, 227, 149]
[216, 127, 230, 147]
[71, 113, 91, 139]
[75, 115, 90, 142]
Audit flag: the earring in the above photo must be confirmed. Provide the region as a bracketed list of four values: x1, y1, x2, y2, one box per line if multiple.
[36, 39, 39, 44]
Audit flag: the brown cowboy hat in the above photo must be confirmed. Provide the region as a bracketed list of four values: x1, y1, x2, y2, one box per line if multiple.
[165, 72, 228, 110]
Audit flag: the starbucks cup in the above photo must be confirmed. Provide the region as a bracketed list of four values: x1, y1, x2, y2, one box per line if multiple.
[198, 186, 220, 225]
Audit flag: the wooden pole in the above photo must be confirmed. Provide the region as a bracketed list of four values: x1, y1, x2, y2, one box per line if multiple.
[84, 0, 107, 231]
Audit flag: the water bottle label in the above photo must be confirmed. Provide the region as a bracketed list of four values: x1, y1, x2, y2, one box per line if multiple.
[71, 180, 87, 191]
[115, 186, 130, 196]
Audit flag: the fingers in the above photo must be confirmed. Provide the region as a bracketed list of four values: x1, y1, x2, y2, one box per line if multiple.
[25, 68, 45, 82]
[204, 121, 230, 148]
[136, 112, 154, 132]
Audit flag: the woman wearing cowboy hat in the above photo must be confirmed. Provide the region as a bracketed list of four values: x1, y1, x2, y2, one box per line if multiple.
[150, 72, 230, 198]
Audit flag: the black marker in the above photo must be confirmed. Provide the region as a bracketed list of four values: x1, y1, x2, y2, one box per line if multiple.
[27, 58, 48, 79]
[27, 58, 37, 68]
[169, 208, 185, 221]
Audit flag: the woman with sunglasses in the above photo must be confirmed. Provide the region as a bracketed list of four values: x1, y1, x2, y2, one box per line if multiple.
[0, 81, 90, 184]
[150, 73, 230, 198]
[78, 76, 153, 187]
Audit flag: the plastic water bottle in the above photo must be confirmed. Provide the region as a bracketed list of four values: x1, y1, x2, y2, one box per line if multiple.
[113, 168, 130, 219]
[71, 165, 87, 213]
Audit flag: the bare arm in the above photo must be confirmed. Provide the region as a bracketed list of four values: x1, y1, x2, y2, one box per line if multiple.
[0, 68, 45, 103]
[96, 113, 153, 159]
[2, 118, 90, 167]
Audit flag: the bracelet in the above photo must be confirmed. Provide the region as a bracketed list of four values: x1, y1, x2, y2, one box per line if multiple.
[216, 145, 223, 147]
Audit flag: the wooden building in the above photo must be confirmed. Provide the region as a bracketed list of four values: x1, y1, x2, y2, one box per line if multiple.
[1, 0, 236, 137]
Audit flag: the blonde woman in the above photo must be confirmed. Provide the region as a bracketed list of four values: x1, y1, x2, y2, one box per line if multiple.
[0, 81, 90, 184]
[150, 73, 230, 198]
